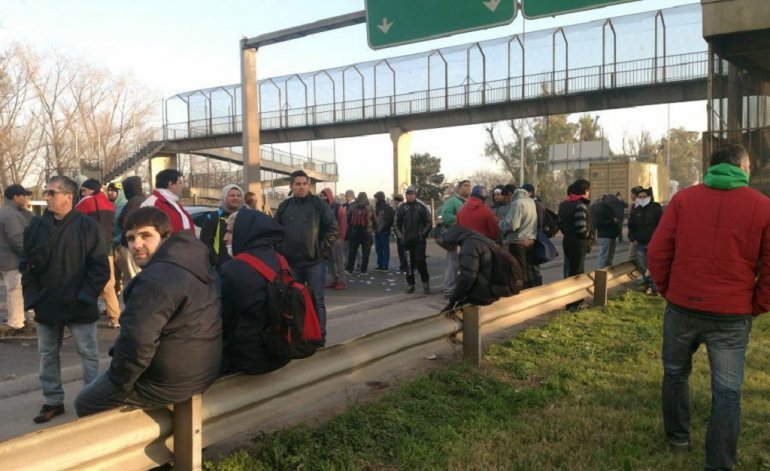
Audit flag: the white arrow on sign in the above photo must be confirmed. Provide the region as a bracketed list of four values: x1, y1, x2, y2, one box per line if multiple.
[483, 0, 501, 12]
[377, 18, 393, 34]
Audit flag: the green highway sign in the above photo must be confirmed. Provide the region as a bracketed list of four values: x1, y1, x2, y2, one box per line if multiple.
[365, 0, 517, 50]
[522, 0, 638, 19]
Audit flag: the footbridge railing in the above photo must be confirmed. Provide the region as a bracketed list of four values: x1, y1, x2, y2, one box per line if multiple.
[0, 262, 639, 470]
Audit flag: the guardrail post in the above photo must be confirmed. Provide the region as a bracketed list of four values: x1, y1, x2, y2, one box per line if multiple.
[593, 269, 609, 307]
[173, 395, 202, 471]
[462, 305, 482, 366]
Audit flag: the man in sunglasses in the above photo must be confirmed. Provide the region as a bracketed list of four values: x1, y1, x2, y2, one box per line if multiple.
[19, 176, 110, 424]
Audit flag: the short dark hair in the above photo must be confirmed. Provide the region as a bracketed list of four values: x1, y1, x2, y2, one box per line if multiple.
[457, 179, 471, 189]
[155, 169, 183, 189]
[122, 207, 172, 246]
[571, 179, 590, 196]
[710, 144, 748, 168]
[49, 176, 78, 195]
[245, 191, 256, 199]
[502, 184, 517, 196]
[289, 170, 309, 185]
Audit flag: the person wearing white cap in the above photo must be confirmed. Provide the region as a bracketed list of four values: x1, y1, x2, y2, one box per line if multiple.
[0, 184, 34, 337]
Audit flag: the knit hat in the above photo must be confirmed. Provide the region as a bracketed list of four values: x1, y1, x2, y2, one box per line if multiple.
[630, 186, 643, 196]
[405, 186, 416, 194]
[393, 194, 404, 202]
[81, 178, 102, 193]
[470, 185, 487, 200]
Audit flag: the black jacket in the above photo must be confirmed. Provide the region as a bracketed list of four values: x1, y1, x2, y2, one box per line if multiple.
[118, 176, 144, 236]
[558, 197, 594, 248]
[200, 208, 233, 267]
[628, 202, 663, 245]
[394, 200, 432, 246]
[442, 225, 498, 306]
[275, 194, 339, 268]
[374, 200, 395, 234]
[220, 209, 291, 375]
[20, 210, 110, 325]
[107, 231, 222, 404]
[591, 196, 620, 239]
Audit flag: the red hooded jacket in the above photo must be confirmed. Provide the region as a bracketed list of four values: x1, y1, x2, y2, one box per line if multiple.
[648, 183, 770, 316]
[456, 197, 499, 241]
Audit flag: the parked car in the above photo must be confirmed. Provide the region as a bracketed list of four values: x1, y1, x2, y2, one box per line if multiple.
[186, 205, 217, 237]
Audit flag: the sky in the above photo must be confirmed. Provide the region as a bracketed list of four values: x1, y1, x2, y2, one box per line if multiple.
[1, 0, 705, 196]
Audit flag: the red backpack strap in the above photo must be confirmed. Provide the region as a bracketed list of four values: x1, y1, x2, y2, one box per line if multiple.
[275, 253, 294, 284]
[234, 253, 278, 282]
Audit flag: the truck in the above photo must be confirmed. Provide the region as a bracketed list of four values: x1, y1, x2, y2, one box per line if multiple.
[588, 161, 670, 203]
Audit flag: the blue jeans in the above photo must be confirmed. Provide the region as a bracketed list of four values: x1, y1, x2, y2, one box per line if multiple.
[662, 303, 752, 470]
[38, 322, 99, 406]
[374, 232, 390, 269]
[635, 243, 654, 290]
[596, 237, 616, 269]
[290, 261, 327, 343]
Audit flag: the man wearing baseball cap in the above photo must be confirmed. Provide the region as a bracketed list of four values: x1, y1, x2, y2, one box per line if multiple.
[0, 184, 34, 337]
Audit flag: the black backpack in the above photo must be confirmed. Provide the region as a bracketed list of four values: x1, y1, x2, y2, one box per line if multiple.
[235, 252, 323, 359]
[543, 208, 560, 238]
[489, 244, 523, 298]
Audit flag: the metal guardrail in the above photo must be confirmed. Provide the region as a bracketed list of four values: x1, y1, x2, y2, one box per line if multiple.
[0, 262, 639, 470]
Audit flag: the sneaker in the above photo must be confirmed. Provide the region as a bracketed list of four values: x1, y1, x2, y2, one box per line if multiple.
[405, 285, 415, 294]
[345, 269, 353, 276]
[0, 324, 36, 340]
[325, 281, 338, 289]
[108, 319, 120, 329]
[332, 282, 346, 290]
[33, 404, 64, 424]
[423, 283, 431, 294]
[360, 271, 368, 276]
[374, 267, 388, 272]
[667, 439, 690, 454]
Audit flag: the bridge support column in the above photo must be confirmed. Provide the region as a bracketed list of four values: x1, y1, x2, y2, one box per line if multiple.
[241, 44, 263, 210]
[149, 154, 178, 190]
[390, 128, 412, 197]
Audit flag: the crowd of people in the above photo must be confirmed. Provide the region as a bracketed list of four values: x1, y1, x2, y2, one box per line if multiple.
[0, 144, 768, 471]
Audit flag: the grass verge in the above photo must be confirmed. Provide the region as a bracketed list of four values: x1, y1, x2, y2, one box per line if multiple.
[205, 291, 770, 470]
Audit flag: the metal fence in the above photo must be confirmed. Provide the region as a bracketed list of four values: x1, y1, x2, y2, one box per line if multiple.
[164, 3, 706, 139]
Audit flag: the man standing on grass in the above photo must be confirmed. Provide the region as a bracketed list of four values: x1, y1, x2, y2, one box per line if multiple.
[648, 144, 770, 470]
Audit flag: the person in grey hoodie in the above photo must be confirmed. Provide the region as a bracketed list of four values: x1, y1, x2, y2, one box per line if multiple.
[115, 176, 144, 289]
[499, 187, 537, 288]
[0, 184, 33, 336]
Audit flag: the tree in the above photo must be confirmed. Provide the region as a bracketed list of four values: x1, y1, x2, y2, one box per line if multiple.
[411, 152, 447, 203]
[467, 168, 513, 192]
[577, 113, 602, 141]
[660, 128, 702, 188]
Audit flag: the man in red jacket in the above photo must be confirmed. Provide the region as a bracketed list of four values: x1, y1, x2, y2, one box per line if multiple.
[648, 144, 770, 470]
[76, 178, 121, 328]
[140, 169, 194, 234]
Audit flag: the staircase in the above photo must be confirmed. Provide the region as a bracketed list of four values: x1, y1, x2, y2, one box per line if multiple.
[103, 141, 166, 182]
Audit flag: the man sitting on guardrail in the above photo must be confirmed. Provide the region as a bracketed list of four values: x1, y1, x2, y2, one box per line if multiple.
[74, 207, 222, 416]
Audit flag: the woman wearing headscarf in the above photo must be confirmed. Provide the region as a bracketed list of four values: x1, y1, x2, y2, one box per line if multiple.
[200, 184, 244, 268]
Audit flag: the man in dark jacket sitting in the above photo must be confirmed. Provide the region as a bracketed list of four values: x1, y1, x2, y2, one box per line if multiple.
[436, 225, 499, 312]
[219, 209, 290, 375]
[75, 207, 222, 416]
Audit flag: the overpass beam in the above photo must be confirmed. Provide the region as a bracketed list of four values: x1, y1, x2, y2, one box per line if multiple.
[148, 154, 178, 190]
[390, 128, 412, 197]
[241, 43, 264, 210]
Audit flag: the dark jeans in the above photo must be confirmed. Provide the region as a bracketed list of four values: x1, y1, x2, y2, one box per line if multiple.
[662, 303, 752, 471]
[508, 241, 534, 289]
[290, 261, 327, 342]
[374, 232, 390, 269]
[75, 372, 169, 417]
[347, 230, 372, 273]
[396, 238, 408, 271]
[404, 241, 429, 285]
[563, 243, 589, 311]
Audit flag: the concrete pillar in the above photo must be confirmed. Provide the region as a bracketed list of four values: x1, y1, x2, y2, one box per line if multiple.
[390, 128, 412, 197]
[148, 153, 178, 190]
[241, 42, 263, 210]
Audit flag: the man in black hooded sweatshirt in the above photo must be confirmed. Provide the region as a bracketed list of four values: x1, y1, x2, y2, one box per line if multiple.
[219, 208, 291, 375]
[75, 207, 222, 416]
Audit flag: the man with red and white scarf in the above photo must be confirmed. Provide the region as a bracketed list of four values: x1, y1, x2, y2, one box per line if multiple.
[141, 169, 194, 235]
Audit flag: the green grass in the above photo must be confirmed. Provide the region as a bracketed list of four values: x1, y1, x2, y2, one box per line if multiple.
[205, 291, 770, 470]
